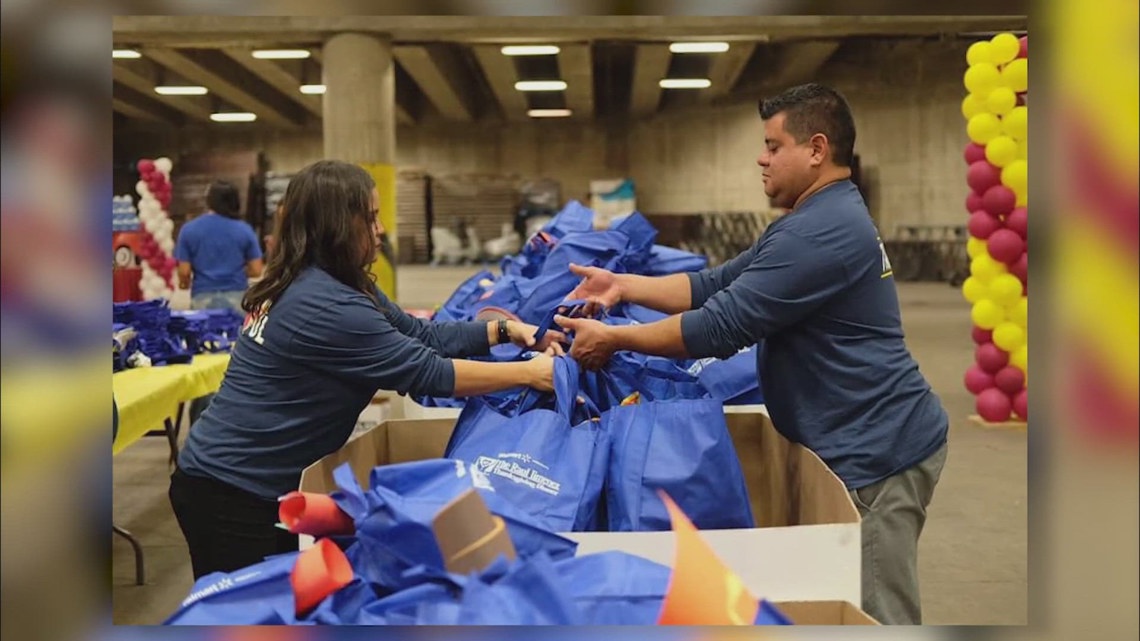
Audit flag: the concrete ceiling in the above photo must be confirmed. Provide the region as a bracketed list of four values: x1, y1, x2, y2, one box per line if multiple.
[112, 15, 1026, 128]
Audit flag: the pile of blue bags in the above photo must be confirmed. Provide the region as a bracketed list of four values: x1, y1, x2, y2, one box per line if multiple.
[112, 301, 245, 370]
[167, 457, 793, 626]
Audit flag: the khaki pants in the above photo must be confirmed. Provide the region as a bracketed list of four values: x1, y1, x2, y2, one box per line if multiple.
[850, 442, 948, 625]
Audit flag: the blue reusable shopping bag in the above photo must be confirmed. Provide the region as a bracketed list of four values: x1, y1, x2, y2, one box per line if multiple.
[603, 386, 755, 532]
[432, 269, 497, 321]
[642, 244, 709, 276]
[164, 552, 301, 625]
[554, 551, 672, 625]
[329, 458, 579, 591]
[444, 356, 609, 532]
[687, 344, 765, 405]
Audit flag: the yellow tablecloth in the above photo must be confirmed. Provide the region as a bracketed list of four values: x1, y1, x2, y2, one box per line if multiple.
[112, 353, 231, 455]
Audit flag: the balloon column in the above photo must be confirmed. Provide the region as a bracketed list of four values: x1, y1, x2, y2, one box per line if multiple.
[134, 157, 177, 301]
[961, 33, 1029, 423]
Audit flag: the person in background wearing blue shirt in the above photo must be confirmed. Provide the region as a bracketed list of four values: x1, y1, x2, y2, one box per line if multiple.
[169, 160, 562, 580]
[175, 180, 266, 425]
[557, 83, 948, 625]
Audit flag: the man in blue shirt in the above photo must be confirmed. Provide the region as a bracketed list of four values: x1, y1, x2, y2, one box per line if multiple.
[557, 83, 948, 625]
[175, 181, 265, 424]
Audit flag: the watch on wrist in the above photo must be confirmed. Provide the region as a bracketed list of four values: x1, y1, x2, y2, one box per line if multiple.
[497, 319, 510, 345]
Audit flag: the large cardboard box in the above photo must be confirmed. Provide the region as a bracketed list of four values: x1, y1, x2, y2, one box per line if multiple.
[299, 410, 862, 607]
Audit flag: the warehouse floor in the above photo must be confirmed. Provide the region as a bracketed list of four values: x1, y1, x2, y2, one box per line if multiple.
[112, 267, 1027, 625]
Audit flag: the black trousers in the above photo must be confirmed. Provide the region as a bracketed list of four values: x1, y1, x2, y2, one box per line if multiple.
[168, 467, 298, 580]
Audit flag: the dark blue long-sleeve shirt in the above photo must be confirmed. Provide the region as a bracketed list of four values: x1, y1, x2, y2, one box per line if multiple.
[178, 267, 490, 499]
[680, 180, 947, 489]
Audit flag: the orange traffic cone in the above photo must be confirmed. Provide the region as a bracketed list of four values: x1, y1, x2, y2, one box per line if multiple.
[657, 491, 760, 625]
[278, 491, 355, 537]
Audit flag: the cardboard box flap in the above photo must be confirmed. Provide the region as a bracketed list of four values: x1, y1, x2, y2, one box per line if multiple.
[726, 413, 859, 527]
[773, 600, 879, 625]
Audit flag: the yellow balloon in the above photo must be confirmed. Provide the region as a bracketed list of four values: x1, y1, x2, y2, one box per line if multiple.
[967, 113, 1003, 145]
[989, 273, 1024, 306]
[1017, 138, 1029, 160]
[1001, 58, 1028, 93]
[1015, 189, 1028, 207]
[962, 93, 986, 120]
[967, 236, 987, 259]
[1003, 105, 1028, 141]
[986, 87, 1018, 115]
[989, 33, 1021, 65]
[965, 63, 1002, 95]
[1002, 160, 1029, 194]
[1010, 296, 1028, 328]
[971, 253, 1007, 281]
[985, 136, 1019, 167]
[967, 41, 993, 66]
[962, 276, 989, 304]
[993, 322, 1026, 352]
[972, 299, 1006, 330]
[1010, 344, 1028, 372]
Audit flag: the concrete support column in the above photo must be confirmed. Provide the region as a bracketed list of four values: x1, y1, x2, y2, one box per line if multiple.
[323, 32, 398, 299]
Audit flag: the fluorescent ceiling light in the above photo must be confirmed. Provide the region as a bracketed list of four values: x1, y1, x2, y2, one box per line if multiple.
[113, 49, 141, 59]
[210, 112, 257, 122]
[501, 45, 561, 56]
[514, 80, 567, 91]
[299, 84, 326, 94]
[669, 42, 730, 54]
[252, 49, 311, 59]
[659, 78, 712, 89]
[528, 109, 572, 118]
[155, 85, 209, 96]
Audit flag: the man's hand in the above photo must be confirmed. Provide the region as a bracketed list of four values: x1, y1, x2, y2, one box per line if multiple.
[554, 315, 617, 370]
[565, 263, 622, 316]
[508, 321, 566, 356]
[525, 353, 555, 392]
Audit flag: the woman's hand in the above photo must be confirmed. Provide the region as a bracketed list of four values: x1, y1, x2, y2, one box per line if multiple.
[507, 321, 566, 356]
[525, 353, 555, 392]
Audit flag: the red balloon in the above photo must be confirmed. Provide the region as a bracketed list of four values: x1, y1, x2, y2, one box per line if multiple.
[137, 159, 156, 174]
[968, 210, 1004, 240]
[1018, 36, 1028, 59]
[165, 256, 177, 270]
[1012, 389, 1028, 420]
[994, 366, 1026, 395]
[967, 161, 1002, 195]
[976, 342, 1010, 374]
[1009, 252, 1028, 285]
[965, 365, 996, 395]
[988, 229, 1026, 264]
[966, 191, 985, 214]
[1005, 207, 1027, 239]
[972, 326, 993, 345]
[964, 143, 987, 165]
[977, 388, 1013, 422]
[983, 185, 1017, 219]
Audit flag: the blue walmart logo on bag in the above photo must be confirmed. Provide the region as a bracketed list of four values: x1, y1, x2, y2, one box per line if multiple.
[475, 454, 561, 496]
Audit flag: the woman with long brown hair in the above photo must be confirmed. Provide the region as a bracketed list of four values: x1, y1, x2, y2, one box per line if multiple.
[168, 160, 561, 579]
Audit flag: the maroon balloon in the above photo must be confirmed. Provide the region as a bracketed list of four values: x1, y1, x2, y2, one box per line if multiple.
[965, 365, 996, 395]
[137, 159, 156, 174]
[1009, 252, 1028, 285]
[1018, 36, 1028, 59]
[1005, 207, 1028, 239]
[964, 143, 987, 165]
[166, 256, 177, 270]
[972, 326, 993, 345]
[1012, 389, 1028, 420]
[1016, 93, 1027, 107]
[976, 342, 1010, 374]
[968, 210, 1004, 240]
[967, 161, 1002, 195]
[988, 229, 1026, 264]
[966, 191, 985, 214]
[994, 366, 1026, 395]
[977, 388, 1013, 422]
[983, 185, 1017, 219]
